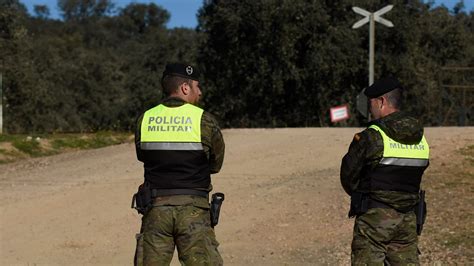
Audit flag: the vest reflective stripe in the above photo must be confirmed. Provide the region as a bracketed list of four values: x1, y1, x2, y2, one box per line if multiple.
[380, 157, 429, 167]
[369, 125, 429, 161]
[141, 104, 203, 143]
[140, 142, 203, 151]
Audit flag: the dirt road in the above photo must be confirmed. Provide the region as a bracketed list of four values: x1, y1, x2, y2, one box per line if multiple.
[1, 128, 472, 265]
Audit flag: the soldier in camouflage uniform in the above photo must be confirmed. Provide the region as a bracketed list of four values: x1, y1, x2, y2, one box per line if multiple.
[340, 77, 430, 265]
[134, 63, 225, 265]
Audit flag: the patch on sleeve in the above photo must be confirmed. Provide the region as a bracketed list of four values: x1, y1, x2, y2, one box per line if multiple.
[353, 133, 361, 142]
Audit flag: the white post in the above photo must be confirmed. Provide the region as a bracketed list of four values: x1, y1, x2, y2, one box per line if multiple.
[369, 14, 375, 86]
[352, 5, 394, 87]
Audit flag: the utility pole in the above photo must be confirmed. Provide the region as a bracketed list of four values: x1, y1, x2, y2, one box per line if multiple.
[352, 5, 394, 86]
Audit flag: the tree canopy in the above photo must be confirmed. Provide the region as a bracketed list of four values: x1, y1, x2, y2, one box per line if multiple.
[0, 0, 472, 133]
[197, 0, 473, 127]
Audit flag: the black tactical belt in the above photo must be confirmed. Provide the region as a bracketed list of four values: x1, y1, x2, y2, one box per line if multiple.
[367, 199, 392, 209]
[151, 188, 208, 198]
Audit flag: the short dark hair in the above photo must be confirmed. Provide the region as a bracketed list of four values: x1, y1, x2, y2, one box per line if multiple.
[161, 75, 192, 95]
[384, 88, 403, 110]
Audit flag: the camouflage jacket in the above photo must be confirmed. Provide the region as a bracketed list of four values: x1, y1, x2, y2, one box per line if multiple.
[135, 97, 225, 207]
[340, 111, 425, 211]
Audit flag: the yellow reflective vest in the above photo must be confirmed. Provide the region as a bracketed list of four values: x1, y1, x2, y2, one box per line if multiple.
[366, 124, 430, 193]
[139, 103, 210, 190]
[369, 125, 429, 166]
[141, 103, 203, 149]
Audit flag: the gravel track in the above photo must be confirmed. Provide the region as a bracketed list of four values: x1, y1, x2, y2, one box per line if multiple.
[1, 127, 472, 265]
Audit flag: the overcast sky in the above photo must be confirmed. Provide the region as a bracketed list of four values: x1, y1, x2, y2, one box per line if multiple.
[19, 0, 474, 29]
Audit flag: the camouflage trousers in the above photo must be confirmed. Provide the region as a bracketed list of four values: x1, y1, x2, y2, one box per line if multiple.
[351, 208, 419, 266]
[134, 205, 223, 266]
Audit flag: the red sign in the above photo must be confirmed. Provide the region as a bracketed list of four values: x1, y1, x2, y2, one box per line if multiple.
[330, 105, 350, 123]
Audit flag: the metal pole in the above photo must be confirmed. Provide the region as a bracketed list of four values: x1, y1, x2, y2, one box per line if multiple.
[369, 14, 375, 86]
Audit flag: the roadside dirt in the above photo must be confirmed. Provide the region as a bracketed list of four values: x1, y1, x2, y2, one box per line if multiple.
[0, 127, 472, 265]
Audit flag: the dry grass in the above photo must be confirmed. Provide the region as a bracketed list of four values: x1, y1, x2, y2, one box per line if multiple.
[0, 132, 133, 163]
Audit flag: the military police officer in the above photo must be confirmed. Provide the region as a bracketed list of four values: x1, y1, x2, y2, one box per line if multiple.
[134, 63, 225, 265]
[340, 77, 430, 265]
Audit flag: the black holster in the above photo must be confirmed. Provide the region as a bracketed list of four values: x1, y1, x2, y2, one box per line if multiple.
[415, 190, 427, 235]
[210, 193, 225, 228]
[348, 191, 369, 218]
[131, 182, 153, 215]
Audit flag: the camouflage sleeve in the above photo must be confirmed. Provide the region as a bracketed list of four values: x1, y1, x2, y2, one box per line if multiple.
[201, 111, 225, 174]
[135, 113, 145, 162]
[340, 129, 383, 195]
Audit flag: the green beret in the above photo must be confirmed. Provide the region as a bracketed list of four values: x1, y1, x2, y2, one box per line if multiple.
[364, 77, 403, 98]
[162, 63, 199, 81]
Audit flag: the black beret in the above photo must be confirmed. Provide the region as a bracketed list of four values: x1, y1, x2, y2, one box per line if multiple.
[162, 63, 199, 81]
[364, 77, 403, 98]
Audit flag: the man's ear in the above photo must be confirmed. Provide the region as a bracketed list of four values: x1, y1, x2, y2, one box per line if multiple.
[180, 82, 190, 95]
[379, 96, 385, 108]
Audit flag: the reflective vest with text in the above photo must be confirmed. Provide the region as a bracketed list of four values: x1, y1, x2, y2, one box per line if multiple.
[140, 104, 210, 189]
[366, 124, 429, 193]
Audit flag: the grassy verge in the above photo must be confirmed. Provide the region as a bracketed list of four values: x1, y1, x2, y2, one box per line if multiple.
[0, 132, 132, 164]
